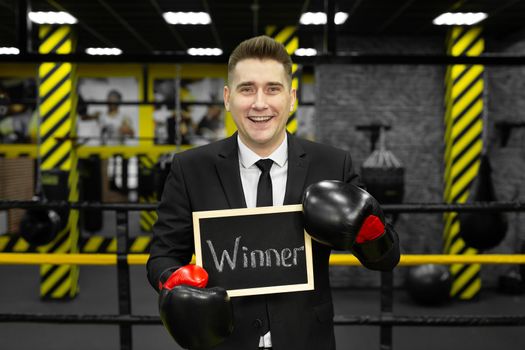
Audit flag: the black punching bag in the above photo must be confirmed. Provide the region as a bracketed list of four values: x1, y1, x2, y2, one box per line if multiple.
[79, 156, 103, 232]
[458, 154, 507, 250]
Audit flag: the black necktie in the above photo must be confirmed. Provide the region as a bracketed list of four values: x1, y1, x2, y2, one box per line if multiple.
[255, 159, 274, 207]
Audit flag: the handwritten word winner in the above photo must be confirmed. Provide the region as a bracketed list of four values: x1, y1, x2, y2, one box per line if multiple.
[206, 236, 305, 273]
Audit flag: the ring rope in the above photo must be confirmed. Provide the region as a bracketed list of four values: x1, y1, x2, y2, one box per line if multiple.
[1, 313, 524, 326]
[1, 200, 525, 212]
[1, 253, 524, 266]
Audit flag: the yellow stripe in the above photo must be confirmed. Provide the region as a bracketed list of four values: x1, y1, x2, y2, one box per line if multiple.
[444, 219, 459, 253]
[40, 28, 69, 54]
[450, 64, 467, 82]
[39, 27, 70, 54]
[130, 236, 151, 253]
[450, 264, 480, 296]
[466, 39, 484, 57]
[41, 264, 69, 295]
[39, 82, 72, 121]
[451, 65, 484, 101]
[451, 79, 484, 119]
[0, 237, 8, 251]
[458, 277, 481, 299]
[273, 27, 296, 46]
[449, 140, 482, 180]
[41, 141, 72, 170]
[41, 112, 72, 146]
[52, 271, 72, 298]
[449, 236, 465, 256]
[55, 39, 72, 55]
[450, 101, 483, 143]
[451, 27, 482, 56]
[107, 239, 117, 253]
[449, 160, 480, 200]
[84, 236, 106, 253]
[39, 62, 56, 80]
[39, 63, 72, 98]
[285, 37, 299, 56]
[286, 117, 298, 133]
[13, 238, 30, 252]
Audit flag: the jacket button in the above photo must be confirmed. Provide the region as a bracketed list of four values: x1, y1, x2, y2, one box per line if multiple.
[252, 319, 263, 329]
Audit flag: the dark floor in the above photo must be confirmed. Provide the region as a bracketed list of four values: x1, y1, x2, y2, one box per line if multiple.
[0, 265, 524, 350]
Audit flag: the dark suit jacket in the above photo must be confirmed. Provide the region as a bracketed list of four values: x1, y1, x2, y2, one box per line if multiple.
[147, 133, 399, 350]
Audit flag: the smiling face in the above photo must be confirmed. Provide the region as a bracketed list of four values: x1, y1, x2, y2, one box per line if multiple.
[224, 58, 296, 157]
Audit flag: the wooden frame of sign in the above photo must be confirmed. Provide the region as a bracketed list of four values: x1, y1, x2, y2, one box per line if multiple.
[193, 204, 314, 297]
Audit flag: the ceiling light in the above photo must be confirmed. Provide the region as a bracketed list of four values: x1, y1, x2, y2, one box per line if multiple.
[85, 48, 123, 56]
[0, 47, 20, 55]
[294, 48, 317, 56]
[300, 12, 349, 25]
[433, 12, 488, 26]
[334, 12, 349, 25]
[187, 48, 222, 56]
[163, 12, 211, 25]
[28, 11, 77, 24]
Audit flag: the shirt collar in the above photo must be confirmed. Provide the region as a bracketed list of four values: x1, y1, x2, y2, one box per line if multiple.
[238, 133, 288, 169]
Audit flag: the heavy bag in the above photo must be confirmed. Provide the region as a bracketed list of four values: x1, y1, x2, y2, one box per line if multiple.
[360, 128, 404, 205]
[458, 154, 507, 250]
[19, 207, 61, 246]
[79, 156, 103, 232]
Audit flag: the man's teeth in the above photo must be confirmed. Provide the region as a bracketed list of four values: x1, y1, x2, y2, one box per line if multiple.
[249, 116, 272, 122]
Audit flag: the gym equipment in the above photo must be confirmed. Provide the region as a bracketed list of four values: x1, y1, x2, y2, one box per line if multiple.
[458, 154, 507, 250]
[406, 264, 452, 305]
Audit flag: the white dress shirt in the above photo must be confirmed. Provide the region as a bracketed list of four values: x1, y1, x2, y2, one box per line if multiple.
[237, 134, 288, 348]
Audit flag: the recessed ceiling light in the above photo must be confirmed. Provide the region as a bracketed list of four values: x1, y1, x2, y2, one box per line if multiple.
[85, 48, 123, 56]
[433, 12, 488, 26]
[187, 48, 222, 56]
[0, 47, 20, 55]
[28, 11, 77, 24]
[163, 12, 211, 25]
[294, 48, 317, 56]
[300, 12, 349, 25]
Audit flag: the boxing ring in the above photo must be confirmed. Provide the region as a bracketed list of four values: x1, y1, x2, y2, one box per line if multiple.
[0, 200, 524, 350]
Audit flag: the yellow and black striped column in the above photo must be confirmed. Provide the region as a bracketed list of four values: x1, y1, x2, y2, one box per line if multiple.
[443, 26, 484, 300]
[138, 155, 158, 233]
[266, 26, 300, 134]
[37, 24, 80, 299]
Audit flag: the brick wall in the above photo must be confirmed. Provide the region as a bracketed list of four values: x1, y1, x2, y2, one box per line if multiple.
[314, 35, 525, 287]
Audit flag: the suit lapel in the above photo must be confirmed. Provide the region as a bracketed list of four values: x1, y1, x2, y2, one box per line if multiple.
[215, 134, 247, 209]
[284, 134, 309, 205]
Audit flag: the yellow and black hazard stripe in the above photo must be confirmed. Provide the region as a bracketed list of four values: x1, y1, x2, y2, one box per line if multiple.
[443, 26, 484, 300]
[37, 24, 80, 300]
[0, 234, 152, 254]
[266, 26, 300, 134]
[138, 155, 158, 232]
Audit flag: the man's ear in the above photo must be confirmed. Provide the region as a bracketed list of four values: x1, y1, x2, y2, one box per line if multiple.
[290, 88, 297, 112]
[223, 85, 230, 111]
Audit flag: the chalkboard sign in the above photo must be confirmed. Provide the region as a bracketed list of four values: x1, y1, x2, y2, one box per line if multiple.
[193, 204, 314, 297]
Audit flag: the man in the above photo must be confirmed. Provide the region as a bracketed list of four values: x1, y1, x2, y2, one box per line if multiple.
[147, 35, 400, 350]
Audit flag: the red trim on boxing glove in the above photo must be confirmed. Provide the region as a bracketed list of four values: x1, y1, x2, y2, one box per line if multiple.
[160, 265, 209, 291]
[355, 215, 385, 244]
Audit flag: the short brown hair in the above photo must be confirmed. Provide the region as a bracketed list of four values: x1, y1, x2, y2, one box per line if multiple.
[227, 35, 293, 87]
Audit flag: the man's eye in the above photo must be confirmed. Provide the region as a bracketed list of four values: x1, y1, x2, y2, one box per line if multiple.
[240, 87, 254, 93]
[268, 86, 281, 93]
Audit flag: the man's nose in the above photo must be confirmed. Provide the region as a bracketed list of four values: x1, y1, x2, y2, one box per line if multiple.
[251, 90, 268, 110]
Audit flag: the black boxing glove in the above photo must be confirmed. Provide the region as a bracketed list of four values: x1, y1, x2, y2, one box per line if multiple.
[302, 180, 398, 265]
[158, 265, 234, 350]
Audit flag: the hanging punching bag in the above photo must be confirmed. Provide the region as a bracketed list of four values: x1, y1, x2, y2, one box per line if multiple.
[458, 154, 507, 250]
